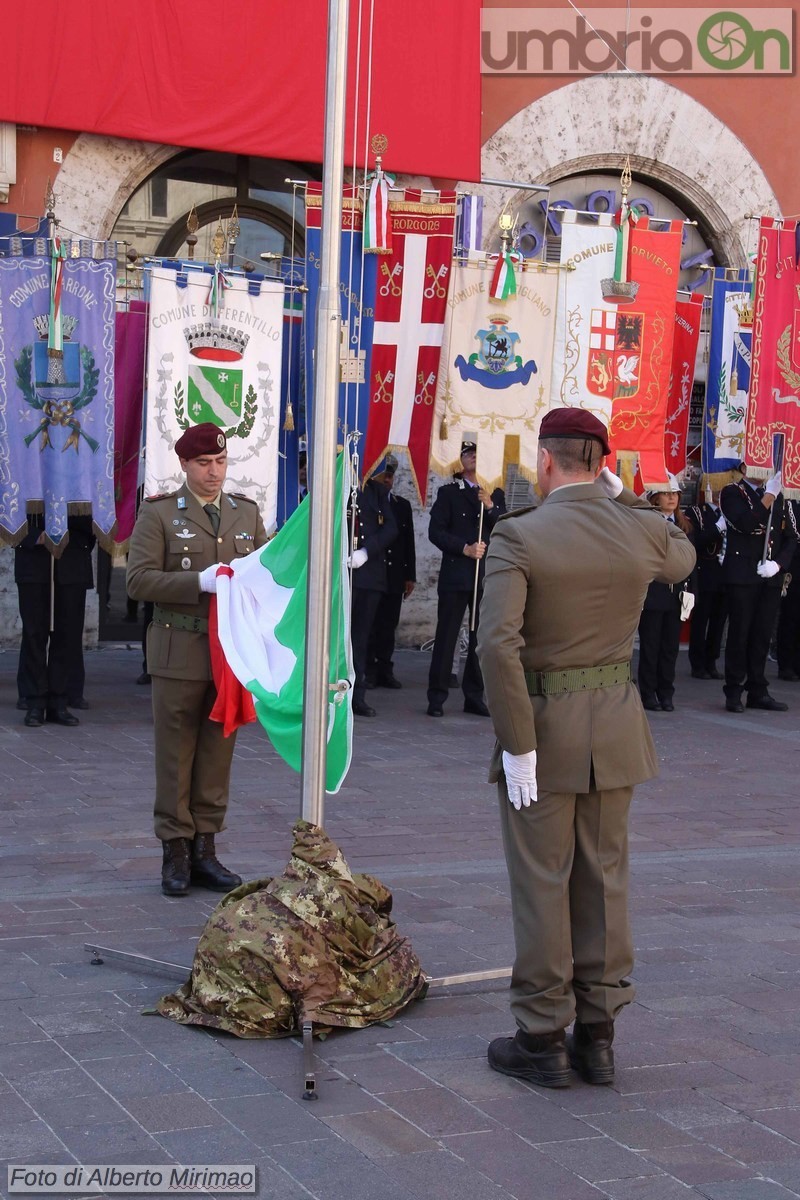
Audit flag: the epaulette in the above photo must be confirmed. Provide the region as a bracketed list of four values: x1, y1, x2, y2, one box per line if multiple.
[497, 505, 537, 522]
[228, 492, 257, 504]
[144, 491, 177, 502]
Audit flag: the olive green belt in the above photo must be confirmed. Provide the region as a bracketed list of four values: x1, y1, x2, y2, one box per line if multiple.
[152, 605, 208, 635]
[525, 661, 631, 696]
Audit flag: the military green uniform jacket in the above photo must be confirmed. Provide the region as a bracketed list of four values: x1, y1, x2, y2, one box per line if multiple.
[477, 482, 696, 794]
[126, 483, 267, 682]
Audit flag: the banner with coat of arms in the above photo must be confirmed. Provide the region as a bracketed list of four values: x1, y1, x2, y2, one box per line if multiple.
[550, 211, 617, 423]
[608, 218, 683, 489]
[664, 292, 704, 476]
[362, 189, 457, 501]
[745, 217, 800, 496]
[145, 267, 284, 528]
[431, 259, 559, 489]
[702, 267, 752, 485]
[0, 253, 116, 552]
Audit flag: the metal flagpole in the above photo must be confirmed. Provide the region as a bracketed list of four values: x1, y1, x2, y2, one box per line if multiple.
[300, 0, 349, 827]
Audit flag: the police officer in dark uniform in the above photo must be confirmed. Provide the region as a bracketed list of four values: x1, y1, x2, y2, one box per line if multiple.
[348, 476, 398, 717]
[15, 514, 96, 727]
[720, 467, 797, 712]
[686, 490, 728, 680]
[427, 441, 506, 718]
[367, 456, 416, 689]
[776, 499, 800, 681]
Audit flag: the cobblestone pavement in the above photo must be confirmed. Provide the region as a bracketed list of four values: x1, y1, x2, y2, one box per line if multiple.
[2, 643, 800, 1200]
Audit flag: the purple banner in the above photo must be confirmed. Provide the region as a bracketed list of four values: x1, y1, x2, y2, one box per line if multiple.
[0, 256, 116, 550]
[113, 300, 147, 544]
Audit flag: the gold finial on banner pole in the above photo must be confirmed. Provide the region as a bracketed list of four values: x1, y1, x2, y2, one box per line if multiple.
[186, 205, 199, 260]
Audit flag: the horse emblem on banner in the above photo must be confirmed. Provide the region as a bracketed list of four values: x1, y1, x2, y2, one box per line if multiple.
[176, 322, 257, 439]
[587, 309, 644, 401]
[454, 314, 537, 391]
[16, 314, 100, 452]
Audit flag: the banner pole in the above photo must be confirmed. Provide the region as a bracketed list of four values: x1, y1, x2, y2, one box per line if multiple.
[300, 0, 349, 828]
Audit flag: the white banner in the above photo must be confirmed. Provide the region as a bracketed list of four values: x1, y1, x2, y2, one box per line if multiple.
[549, 212, 617, 426]
[431, 259, 559, 488]
[145, 268, 284, 529]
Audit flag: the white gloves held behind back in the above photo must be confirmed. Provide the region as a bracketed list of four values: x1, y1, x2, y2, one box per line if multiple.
[502, 749, 538, 809]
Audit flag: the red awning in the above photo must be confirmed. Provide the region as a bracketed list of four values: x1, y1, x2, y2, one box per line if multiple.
[0, 0, 481, 181]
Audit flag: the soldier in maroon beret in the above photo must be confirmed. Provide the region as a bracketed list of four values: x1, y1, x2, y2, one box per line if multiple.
[127, 423, 267, 897]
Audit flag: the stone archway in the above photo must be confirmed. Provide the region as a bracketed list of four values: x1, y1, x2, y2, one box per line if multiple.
[477, 75, 779, 266]
[54, 133, 179, 239]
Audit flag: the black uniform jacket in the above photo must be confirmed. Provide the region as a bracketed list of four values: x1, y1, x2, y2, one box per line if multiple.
[720, 481, 798, 586]
[686, 503, 724, 591]
[14, 515, 95, 587]
[349, 480, 398, 593]
[428, 478, 506, 594]
[385, 492, 416, 594]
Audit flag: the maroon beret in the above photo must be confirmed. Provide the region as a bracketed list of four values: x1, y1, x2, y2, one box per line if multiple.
[175, 423, 227, 460]
[539, 407, 611, 457]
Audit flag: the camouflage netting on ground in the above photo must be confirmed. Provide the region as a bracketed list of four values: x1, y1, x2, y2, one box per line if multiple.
[156, 819, 427, 1037]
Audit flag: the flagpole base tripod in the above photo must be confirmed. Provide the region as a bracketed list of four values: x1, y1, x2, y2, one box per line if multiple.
[83, 944, 511, 1099]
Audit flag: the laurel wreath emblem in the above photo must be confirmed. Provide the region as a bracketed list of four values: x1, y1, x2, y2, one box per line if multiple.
[174, 381, 257, 440]
[777, 326, 800, 391]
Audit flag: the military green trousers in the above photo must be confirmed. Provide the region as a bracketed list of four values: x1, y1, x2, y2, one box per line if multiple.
[151, 676, 237, 841]
[498, 779, 635, 1034]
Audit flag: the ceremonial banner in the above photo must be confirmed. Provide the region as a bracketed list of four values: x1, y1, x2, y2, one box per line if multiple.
[145, 267, 284, 529]
[664, 293, 704, 476]
[746, 217, 800, 495]
[457, 195, 484, 258]
[304, 185, 377, 468]
[0, 255, 116, 551]
[276, 256, 305, 528]
[608, 218, 683, 489]
[215, 452, 354, 793]
[432, 260, 558, 488]
[363, 190, 457, 500]
[113, 300, 147, 546]
[703, 268, 752, 484]
[550, 212, 616, 421]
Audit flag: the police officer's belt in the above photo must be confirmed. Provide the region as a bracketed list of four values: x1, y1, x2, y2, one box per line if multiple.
[152, 605, 208, 634]
[525, 661, 631, 696]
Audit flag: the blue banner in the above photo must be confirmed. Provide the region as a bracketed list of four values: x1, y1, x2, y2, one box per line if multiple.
[304, 213, 377, 471]
[0, 257, 116, 549]
[276, 255, 305, 527]
[703, 267, 752, 478]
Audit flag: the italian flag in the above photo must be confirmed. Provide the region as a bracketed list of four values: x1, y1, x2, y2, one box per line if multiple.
[211, 452, 354, 793]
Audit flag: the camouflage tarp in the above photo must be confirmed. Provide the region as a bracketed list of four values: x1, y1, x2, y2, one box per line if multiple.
[156, 820, 427, 1037]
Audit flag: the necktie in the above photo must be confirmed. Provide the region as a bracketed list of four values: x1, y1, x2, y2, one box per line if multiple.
[203, 503, 220, 535]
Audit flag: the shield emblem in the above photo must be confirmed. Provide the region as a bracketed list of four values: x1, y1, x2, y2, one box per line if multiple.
[187, 364, 244, 428]
[34, 341, 80, 391]
[476, 315, 520, 375]
[612, 312, 644, 400]
[587, 309, 616, 399]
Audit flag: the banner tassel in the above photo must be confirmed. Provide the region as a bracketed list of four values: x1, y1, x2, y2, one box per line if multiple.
[283, 400, 295, 432]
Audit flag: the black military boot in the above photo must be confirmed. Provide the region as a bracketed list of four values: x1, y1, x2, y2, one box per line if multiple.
[190, 834, 242, 892]
[161, 838, 191, 897]
[487, 1029, 571, 1088]
[568, 1020, 615, 1085]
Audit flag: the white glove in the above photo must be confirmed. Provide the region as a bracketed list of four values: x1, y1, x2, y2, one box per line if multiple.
[757, 560, 780, 578]
[715, 514, 727, 533]
[198, 564, 219, 593]
[502, 749, 538, 810]
[765, 473, 782, 498]
[597, 466, 623, 499]
[348, 547, 368, 569]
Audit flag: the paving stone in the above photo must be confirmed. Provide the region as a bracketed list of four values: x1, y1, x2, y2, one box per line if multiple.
[698, 1122, 800, 1164]
[583, 1109, 697, 1151]
[541, 1135, 659, 1183]
[322, 1108, 436, 1158]
[641, 1145, 756, 1186]
[211, 1093, 337, 1149]
[377, 1147, 513, 1200]
[380, 1086, 495, 1137]
[440, 1128, 602, 1198]
[694, 1181, 800, 1200]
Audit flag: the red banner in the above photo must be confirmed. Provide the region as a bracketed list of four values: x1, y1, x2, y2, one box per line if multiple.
[609, 219, 683, 489]
[0, 1, 481, 182]
[664, 292, 704, 476]
[746, 217, 800, 494]
[363, 190, 457, 502]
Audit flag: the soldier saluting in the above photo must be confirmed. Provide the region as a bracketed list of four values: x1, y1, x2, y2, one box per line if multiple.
[127, 423, 267, 896]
